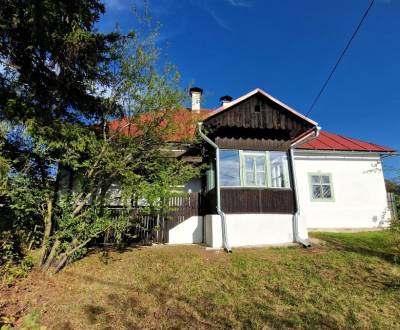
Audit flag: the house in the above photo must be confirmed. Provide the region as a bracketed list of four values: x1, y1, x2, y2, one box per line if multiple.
[67, 87, 395, 249]
[153, 87, 394, 249]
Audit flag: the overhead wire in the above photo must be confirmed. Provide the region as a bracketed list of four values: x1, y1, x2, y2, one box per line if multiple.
[305, 0, 376, 117]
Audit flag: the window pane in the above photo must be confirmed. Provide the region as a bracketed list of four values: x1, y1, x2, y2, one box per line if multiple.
[312, 185, 322, 199]
[206, 161, 215, 191]
[311, 175, 320, 184]
[322, 185, 332, 198]
[321, 176, 330, 184]
[270, 151, 290, 188]
[246, 171, 255, 185]
[256, 172, 265, 186]
[257, 172, 265, 186]
[220, 150, 240, 187]
[255, 157, 265, 172]
[245, 156, 254, 171]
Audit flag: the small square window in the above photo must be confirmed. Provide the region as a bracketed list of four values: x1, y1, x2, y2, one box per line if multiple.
[309, 173, 334, 201]
[254, 104, 261, 113]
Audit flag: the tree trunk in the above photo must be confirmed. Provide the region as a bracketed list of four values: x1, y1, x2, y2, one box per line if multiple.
[42, 239, 60, 271]
[39, 198, 53, 266]
[72, 192, 93, 216]
[53, 238, 92, 273]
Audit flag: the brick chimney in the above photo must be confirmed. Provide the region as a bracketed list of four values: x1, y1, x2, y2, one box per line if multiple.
[189, 87, 203, 112]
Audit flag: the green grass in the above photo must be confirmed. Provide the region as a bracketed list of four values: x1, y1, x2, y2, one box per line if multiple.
[311, 230, 400, 263]
[2, 231, 400, 329]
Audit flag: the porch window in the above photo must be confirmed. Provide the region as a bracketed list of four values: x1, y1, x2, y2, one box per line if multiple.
[206, 161, 215, 192]
[219, 150, 290, 188]
[242, 152, 267, 186]
[270, 152, 290, 188]
[220, 150, 241, 187]
[309, 173, 334, 201]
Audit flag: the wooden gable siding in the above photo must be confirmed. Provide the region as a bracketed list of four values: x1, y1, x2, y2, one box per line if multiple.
[215, 137, 291, 151]
[205, 93, 313, 139]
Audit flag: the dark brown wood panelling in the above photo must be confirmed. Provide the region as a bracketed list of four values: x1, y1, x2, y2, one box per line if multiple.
[215, 137, 291, 151]
[204, 93, 314, 139]
[221, 188, 294, 214]
[203, 188, 295, 214]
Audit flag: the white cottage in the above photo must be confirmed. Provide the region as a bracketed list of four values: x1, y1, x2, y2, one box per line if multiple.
[108, 87, 394, 250]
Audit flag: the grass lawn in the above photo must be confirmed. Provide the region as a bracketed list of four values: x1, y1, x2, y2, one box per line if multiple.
[1, 231, 400, 329]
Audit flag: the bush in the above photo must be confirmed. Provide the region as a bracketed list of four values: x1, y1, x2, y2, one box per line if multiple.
[1, 256, 35, 287]
[0, 231, 23, 266]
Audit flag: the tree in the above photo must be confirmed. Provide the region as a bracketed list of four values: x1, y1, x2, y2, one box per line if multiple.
[0, 1, 198, 272]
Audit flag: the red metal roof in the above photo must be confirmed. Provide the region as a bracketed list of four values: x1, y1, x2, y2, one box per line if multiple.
[109, 109, 394, 153]
[108, 108, 215, 143]
[297, 131, 394, 153]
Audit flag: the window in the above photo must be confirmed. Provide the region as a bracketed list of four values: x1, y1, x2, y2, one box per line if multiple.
[309, 173, 334, 201]
[220, 150, 241, 187]
[206, 161, 215, 192]
[254, 104, 261, 113]
[270, 152, 290, 188]
[243, 152, 266, 186]
[219, 149, 290, 188]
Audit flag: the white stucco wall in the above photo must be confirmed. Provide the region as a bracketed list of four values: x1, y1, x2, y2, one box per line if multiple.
[294, 151, 390, 229]
[205, 214, 296, 248]
[168, 216, 203, 244]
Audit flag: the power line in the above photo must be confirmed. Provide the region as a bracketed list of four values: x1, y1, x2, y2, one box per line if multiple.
[305, 0, 376, 117]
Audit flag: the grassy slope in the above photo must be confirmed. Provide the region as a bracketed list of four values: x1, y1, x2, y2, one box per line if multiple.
[2, 231, 400, 329]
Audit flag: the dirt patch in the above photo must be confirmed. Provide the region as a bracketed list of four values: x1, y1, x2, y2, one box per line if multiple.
[0, 269, 53, 327]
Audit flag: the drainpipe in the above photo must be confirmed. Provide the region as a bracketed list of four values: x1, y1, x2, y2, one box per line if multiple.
[198, 122, 232, 253]
[289, 126, 321, 248]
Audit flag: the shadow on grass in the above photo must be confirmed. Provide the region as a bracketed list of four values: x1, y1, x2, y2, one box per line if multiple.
[85, 243, 151, 265]
[62, 271, 136, 291]
[319, 236, 399, 265]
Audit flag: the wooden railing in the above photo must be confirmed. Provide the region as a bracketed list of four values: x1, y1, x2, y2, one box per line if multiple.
[103, 193, 201, 244]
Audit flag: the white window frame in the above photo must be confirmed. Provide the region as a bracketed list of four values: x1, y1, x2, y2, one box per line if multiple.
[218, 149, 291, 189]
[308, 172, 335, 202]
[241, 151, 270, 187]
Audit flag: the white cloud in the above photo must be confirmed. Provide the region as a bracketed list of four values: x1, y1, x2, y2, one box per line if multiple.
[209, 9, 231, 31]
[225, 0, 252, 7]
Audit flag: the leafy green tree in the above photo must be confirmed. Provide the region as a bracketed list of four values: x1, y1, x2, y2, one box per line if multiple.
[0, 1, 198, 272]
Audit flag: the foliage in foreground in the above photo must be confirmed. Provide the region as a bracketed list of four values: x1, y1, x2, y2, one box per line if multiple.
[0, 1, 198, 273]
[2, 231, 399, 329]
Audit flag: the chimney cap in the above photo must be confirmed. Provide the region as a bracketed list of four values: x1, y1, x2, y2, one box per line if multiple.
[189, 87, 203, 95]
[219, 95, 233, 102]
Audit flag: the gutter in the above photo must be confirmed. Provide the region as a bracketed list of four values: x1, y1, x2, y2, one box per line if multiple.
[289, 126, 321, 248]
[198, 122, 232, 253]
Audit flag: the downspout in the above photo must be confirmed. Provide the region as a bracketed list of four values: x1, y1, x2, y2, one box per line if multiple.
[289, 126, 321, 248]
[198, 122, 232, 253]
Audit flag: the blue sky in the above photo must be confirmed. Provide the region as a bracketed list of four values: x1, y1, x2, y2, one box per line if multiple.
[99, 0, 399, 179]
